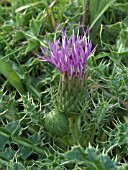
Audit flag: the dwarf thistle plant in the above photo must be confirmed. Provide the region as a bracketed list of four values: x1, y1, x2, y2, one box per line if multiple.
[36, 24, 96, 144]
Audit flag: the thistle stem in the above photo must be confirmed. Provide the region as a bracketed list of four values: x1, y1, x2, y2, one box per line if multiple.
[69, 115, 81, 145]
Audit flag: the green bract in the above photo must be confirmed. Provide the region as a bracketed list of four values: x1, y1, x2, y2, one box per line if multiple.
[58, 75, 88, 116]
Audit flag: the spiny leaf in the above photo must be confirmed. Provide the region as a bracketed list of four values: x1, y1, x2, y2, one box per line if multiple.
[11, 163, 25, 170]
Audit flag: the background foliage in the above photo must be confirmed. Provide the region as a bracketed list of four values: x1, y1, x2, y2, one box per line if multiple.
[0, 0, 128, 169]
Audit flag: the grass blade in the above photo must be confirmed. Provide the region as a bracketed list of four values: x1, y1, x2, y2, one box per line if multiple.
[89, 0, 116, 29]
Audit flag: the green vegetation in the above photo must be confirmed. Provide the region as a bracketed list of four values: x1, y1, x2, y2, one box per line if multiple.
[0, 0, 128, 169]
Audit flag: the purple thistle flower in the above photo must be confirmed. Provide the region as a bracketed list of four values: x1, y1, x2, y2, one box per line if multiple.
[36, 24, 97, 80]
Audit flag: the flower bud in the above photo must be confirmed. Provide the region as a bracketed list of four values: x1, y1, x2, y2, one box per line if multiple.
[44, 110, 69, 137]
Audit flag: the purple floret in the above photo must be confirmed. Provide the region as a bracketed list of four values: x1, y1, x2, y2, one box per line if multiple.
[36, 24, 97, 80]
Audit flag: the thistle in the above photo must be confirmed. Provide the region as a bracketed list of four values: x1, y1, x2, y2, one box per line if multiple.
[36, 24, 96, 144]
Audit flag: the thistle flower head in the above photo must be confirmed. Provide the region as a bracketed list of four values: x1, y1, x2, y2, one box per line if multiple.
[36, 24, 96, 80]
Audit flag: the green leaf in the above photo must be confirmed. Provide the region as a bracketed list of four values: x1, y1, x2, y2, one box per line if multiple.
[26, 38, 40, 53]
[112, 3, 128, 13]
[0, 148, 15, 161]
[30, 18, 43, 36]
[120, 29, 128, 46]
[65, 146, 86, 164]
[13, 30, 25, 42]
[110, 37, 128, 65]
[12, 163, 25, 170]
[0, 136, 8, 150]
[123, 16, 128, 27]
[16, 13, 30, 27]
[18, 146, 32, 160]
[2, 25, 14, 33]
[28, 133, 41, 144]
[93, 63, 109, 78]
[85, 147, 116, 170]
[106, 22, 123, 35]
[0, 59, 25, 95]
[5, 120, 21, 136]
[65, 146, 117, 170]
[94, 52, 111, 60]
[106, 119, 128, 152]
[101, 155, 116, 170]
